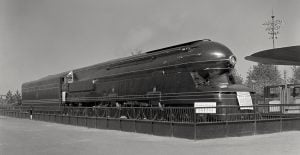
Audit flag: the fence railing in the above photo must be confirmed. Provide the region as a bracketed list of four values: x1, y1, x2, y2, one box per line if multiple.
[2, 104, 300, 123]
[2, 104, 300, 140]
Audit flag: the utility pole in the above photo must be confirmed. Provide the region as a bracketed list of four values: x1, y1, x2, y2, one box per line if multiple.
[263, 9, 282, 49]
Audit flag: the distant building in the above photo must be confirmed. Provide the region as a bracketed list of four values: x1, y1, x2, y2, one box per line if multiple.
[0, 95, 7, 104]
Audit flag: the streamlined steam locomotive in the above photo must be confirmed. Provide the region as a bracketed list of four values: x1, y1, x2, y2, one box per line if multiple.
[22, 39, 254, 109]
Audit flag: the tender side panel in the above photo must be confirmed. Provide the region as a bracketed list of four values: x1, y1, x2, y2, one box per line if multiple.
[69, 80, 95, 92]
[22, 78, 61, 106]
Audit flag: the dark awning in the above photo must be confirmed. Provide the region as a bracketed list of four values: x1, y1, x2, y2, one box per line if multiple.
[245, 46, 300, 66]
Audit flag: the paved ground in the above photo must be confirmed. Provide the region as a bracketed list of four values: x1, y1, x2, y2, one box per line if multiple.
[1, 116, 300, 155]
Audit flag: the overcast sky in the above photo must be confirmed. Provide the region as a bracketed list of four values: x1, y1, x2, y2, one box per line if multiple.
[0, 0, 300, 94]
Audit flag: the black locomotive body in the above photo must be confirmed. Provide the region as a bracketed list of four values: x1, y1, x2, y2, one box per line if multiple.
[22, 40, 253, 110]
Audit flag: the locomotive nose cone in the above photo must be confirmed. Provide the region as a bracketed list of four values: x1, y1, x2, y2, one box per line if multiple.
[192, 41, 234, 61]
[211, 51, 225, 58]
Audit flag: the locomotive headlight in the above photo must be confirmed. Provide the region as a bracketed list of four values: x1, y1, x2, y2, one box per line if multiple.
[229, 55, 237, 66]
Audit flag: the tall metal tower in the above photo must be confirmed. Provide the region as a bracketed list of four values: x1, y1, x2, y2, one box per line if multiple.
[263, 10, 282, 48]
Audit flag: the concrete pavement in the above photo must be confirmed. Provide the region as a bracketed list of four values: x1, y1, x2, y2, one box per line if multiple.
[1, 116, 300, 155]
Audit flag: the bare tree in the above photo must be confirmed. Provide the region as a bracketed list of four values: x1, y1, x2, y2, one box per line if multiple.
[290, 66, 300, 84]
[245, 64, 283, 95]
[6, 90, 13, 104]
[14, 90, 22, 105]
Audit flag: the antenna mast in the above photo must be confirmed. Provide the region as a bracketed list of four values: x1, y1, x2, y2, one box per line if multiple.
[263, 9, 282, 48]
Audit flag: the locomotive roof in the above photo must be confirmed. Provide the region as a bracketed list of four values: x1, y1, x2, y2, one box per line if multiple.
[74, 39, 209, 73]
[23, 39, 213, 86]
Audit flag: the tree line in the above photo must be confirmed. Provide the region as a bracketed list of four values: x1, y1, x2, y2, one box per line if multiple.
[0, 90, 22, 105]
[235, 64, 300, 95]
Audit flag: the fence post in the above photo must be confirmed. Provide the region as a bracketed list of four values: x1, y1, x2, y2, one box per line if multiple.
[119, 107, 121, 131]
[225, 106, 229, 137]
[194, 107, 196, 140]
[106, 108, 109, 129]
[280, 105, 283, 132]
[151, 108, 154, 135]
[95, 108, 98, 128]
[254, 105, 257, 135]
[76, 115, 78, 126]
[134, 108, 136, 133]
[68, 115, 70, 125]
[170, 108, 173, 137]
[85, 108, 88, 127]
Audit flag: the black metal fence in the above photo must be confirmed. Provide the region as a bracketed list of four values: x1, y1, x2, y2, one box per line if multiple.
[1, 104, 300, 140]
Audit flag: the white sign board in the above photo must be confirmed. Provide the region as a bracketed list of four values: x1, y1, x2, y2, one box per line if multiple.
[194, 102, 216, 114]
[236, 92, 253, 110]
[62, 91, 66, 102]
[269, 100, 281, 112]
